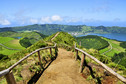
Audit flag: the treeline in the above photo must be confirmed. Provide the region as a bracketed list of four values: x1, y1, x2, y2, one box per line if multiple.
[1, 24, 126, 35]
[76, 35, 109, 50]
[120, 41, 126, 48]
[112, 51, 126, 68]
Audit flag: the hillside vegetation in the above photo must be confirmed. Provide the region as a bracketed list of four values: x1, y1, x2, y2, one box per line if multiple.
[120, 41, 126, 48]
[0, 31, 47, 48]
[0, 37, 15, 44]
[45, 32, 76, 46]
[76, 35, 109, 50]
[0, 32, 126, 84]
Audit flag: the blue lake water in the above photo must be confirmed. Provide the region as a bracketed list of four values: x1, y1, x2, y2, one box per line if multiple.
[15, 37, 22, 39]
[77, 33, 126, 41]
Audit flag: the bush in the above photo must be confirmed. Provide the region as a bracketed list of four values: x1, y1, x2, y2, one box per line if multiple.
[19, 37, 32, 48]
[0, 54, 8, 60]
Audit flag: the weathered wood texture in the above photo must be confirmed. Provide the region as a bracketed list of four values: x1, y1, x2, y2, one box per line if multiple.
[79, 53, 85, 73]
[8, 46, 56, 71]
[75, 50, 78, 61]
[38, 51, 41, 64]
[50, 48, 52, 57]
[5, 71, 16, 84]
[75, 47, 126, 83]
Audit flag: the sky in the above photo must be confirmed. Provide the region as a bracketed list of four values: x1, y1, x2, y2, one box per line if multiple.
[0, 0, 126, 27]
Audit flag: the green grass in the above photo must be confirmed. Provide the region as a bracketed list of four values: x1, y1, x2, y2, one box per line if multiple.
[0, 37, 14, 44]
[0, 47, 19, 55]
[99, 47, 109, 54]
[3, 39, 25, 49]
[0, 37, 25, 55]
[99, 37, 125, 57]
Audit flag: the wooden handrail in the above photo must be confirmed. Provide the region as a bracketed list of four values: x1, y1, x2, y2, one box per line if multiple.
[8, 46, 56, 71]
[75, 44, 126, 83]
[0, 44, 57, 84]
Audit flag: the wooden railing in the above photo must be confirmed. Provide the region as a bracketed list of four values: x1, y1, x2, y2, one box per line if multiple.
[74, 43, 126, 83]
[0, 44, 57, 84]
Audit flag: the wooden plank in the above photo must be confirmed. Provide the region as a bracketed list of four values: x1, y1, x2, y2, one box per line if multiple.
[75, 47, 126, 83]
[5, 71, 16, 84]
[79, 53, 86, 73]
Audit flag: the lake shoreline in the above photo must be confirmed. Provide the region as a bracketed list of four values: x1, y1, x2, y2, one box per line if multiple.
[75, 33, 126, 42]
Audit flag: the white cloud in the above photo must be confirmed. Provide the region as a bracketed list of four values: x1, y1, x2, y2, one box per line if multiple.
[40, 16, 52, 24]
[51, 15, 62, 21]
[0, 19, 11, 25]
[30, 18, 38, 24]
[0, 14, 11, 25]
[39, 15, 63, 24]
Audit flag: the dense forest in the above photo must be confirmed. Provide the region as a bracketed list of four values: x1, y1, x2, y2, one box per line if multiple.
[76, 35, 109, 50]
[112, 51, 126, 68]
[120, 41, 126, 48]
[0, 24, 126, 35]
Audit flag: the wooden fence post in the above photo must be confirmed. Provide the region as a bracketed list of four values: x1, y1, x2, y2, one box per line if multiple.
[50, 48, 52, 57]
[75, 50, 78, 60]
[79, 41, 81, 46]
[55, 44, 57, 56]
[37, 51, 41, 64]
[79, 53, 86, 73]
[5, 71, 16, 84]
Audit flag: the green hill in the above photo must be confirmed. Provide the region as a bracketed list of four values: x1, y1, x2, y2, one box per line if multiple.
[45, 32, 76, 46]
[76, 35, 109, 50]
[1, 24, 126, 35]
[0, 31, 47, 48]
[0, 31, 47, 55]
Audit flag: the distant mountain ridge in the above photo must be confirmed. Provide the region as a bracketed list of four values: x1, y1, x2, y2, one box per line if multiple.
[0, 24, 126, 35]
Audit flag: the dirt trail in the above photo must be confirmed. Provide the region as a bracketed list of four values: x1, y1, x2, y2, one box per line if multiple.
[36, 48, 89, 84]
[51, 32, 60, 41]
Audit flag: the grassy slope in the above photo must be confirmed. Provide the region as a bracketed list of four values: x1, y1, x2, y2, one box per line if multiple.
[0, 37, 25, 55]
[99, 37, 125, 57]
[0, 37, 15, 44]
[4, 39, 25, 49]
[0, 47, 18, 55]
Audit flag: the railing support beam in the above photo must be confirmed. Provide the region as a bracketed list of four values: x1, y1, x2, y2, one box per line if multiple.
[38, 51, 41, 64]
[50, 48, 52, 57]
[75, 50, 78, 60]
[79, 53, 86, 73]
[5, 71, 16, 84]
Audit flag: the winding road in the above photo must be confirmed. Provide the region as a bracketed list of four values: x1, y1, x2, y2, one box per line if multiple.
[101, 41, 112, 55]
[0, 43, 21, 50]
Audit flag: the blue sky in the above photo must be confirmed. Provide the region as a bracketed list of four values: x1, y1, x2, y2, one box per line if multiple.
[0, 0, 126, 27]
